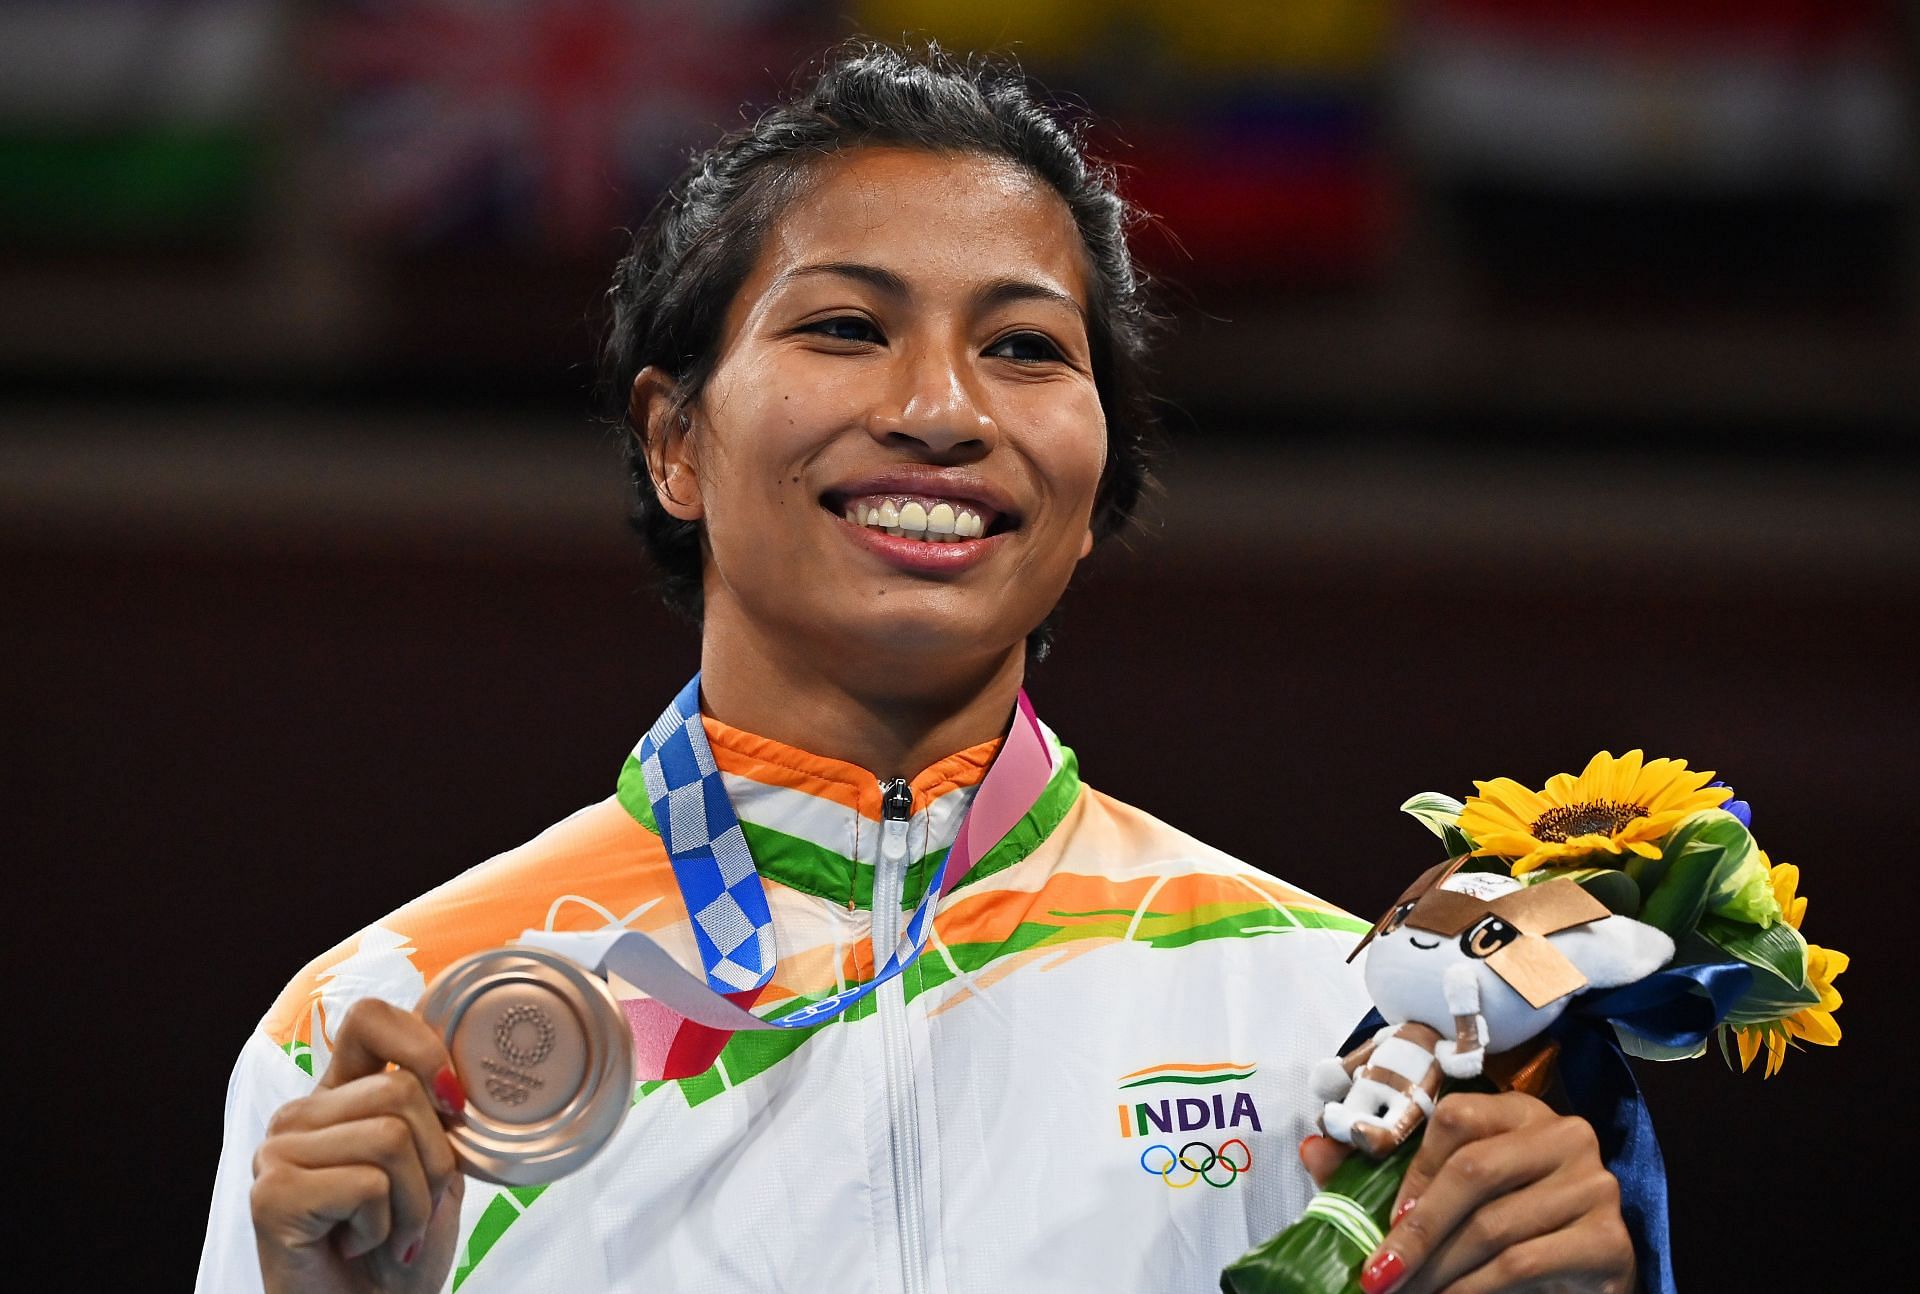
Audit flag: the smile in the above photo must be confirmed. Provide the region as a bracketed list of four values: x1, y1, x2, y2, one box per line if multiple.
[824, 492, 1012, 544]
[1408, 936, 1440, 950]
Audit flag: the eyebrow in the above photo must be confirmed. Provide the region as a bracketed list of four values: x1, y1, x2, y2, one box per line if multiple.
[774, 262, 1086, 321]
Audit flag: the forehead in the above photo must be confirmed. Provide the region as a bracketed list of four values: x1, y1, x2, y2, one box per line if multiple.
[746, 146, 1091, 306]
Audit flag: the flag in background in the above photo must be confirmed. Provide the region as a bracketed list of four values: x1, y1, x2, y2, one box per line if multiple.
[0, 0, 282, 246]
[313, 0, 828, 253]
[861, 0, 1403, 284]
[1400, 0, 1911, 305]
[1404, 0, 1908, 192]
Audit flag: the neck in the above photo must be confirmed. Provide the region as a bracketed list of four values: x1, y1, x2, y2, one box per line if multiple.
[696, 613, 1026, 779]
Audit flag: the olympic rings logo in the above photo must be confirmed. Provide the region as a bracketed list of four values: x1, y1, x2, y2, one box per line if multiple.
[1138, 1139, 1252, 1189]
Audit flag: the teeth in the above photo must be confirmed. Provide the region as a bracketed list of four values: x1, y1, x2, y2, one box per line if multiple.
[843, 496, 992, 543]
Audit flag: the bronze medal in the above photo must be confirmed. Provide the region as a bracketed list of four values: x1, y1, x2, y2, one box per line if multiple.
[419, 947, 634, 1186]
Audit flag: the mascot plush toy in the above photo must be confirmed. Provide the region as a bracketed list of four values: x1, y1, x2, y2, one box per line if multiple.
[1311, 861, 1674, 1157]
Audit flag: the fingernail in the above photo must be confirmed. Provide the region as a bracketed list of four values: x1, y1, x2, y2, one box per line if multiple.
[433, 1066, 467, 1121]
[1298, 1135, 1327, 1166]
[402, 1239, 421, 1266]
[1360, 1250, 1407, 1294]
[1393, 1195, 1417, 1224]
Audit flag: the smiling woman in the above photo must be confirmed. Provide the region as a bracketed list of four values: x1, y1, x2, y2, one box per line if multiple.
[602, 49, 1156, 675]
[203, 42, 1639, 1294]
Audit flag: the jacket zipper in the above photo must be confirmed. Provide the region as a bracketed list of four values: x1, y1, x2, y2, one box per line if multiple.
[874, 776, 930, 1294]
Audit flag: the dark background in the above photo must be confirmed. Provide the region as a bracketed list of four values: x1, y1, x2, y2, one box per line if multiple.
[5, 1, 1916, 1287]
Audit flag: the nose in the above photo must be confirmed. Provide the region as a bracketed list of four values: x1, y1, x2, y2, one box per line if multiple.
[866, 343, 998, 458]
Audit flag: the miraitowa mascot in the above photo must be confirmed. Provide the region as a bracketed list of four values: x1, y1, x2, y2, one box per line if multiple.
[1312, 862, 1674, 1157]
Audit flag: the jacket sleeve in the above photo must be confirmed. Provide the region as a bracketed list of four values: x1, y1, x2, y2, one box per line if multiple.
[195, 1030, 319, 1293]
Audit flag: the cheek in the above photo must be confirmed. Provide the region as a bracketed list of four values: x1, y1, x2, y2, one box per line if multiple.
[1021, 391, 1108, 523]
[703, 371, 844, 506]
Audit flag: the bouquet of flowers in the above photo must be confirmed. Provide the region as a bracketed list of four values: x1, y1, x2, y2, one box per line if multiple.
[1221, 751, 1848, 1294]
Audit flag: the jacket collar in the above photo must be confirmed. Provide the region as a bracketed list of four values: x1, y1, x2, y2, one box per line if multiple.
[616, 711, 1080, 910]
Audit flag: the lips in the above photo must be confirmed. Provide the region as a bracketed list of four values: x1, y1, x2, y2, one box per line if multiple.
[833, 494, 1003, 541]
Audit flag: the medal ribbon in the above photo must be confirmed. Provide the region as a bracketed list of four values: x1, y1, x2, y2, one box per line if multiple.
[519, 673, 1058, 1078]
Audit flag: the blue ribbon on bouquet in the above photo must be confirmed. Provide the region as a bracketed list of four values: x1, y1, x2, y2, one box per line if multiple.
[1339, 959, 1750, 1294]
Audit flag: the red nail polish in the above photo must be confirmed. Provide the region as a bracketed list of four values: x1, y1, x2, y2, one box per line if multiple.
[1393, 1195, 1417, 1224]
[1360, 1250, 1407, 1294]
[402, 1239, 422, 1266]
[433, 1066, 467, 1120]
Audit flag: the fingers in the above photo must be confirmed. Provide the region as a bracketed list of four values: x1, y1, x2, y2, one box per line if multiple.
[277, 1119, 434, 1259]
[251, 1162, 392, 1257]
[271, 1068, 462, 1184]
[319, 998, 462, 1120]
[255, 1066, 462, 1267]
[1434, 1208, 1637, 1294]
[1358, 1094, 1630, 1294]
[1299, 1134, 1351, 1189]
[1368, 1127, 1546, 1294]
[1396, 1157, 1597, 1294]
[253, 1000, 468, 1277]
[1391, 1092, 1544, 1221]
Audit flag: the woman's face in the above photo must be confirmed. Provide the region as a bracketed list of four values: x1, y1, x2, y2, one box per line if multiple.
[645, 147, 1107, 681]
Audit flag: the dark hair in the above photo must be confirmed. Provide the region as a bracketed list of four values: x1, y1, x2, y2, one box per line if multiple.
[601, 40, 1158, 653]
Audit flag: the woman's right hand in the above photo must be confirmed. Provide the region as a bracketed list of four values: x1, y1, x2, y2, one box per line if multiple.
[250, 999, 467, 1292]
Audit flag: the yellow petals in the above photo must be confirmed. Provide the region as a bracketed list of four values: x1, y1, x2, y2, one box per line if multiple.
[1765, 856, 1807, 930]
[1458, 750, 1731, 875]
[1732, 942, 1849, 1077]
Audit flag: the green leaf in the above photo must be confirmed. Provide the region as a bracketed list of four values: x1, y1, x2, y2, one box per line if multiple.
[1401, 791, 1476, 856]
[1400, 791, 1481, 862]
[1671, 929, 1726, 968]
[1637, 810, 1754, 939]
[1722, 964, 1822, 1026]
[1525, 866, 1641, 917]
[1701, 916, 1808, 990]
[1400, 792, 1464, 839]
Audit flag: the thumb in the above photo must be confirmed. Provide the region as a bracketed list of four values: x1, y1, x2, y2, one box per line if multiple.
[1298, 1134, 1350, 1189]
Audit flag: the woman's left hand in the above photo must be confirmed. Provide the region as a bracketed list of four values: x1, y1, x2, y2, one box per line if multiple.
[1305, 1090, 1636, 1294]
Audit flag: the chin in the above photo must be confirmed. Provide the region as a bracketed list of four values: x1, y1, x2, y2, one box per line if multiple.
[810, 601, 1031, 675]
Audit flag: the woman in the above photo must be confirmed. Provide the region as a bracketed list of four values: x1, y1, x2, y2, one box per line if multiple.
[200, 44, 1636, 1294]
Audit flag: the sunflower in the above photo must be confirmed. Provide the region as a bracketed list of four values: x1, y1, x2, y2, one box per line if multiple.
[1458, 749, 1732, 876]
[1733, 943, 1848, 1078]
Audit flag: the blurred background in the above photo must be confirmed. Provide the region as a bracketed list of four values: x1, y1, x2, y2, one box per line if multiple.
[3, 0, 1914, 1284]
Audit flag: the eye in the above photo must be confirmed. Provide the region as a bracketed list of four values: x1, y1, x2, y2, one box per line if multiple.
[1380, 901, 1416, 935]
[1460, 916, 1519, 959]
[803, 316, 884, 345]
[986, 330, 1065, 363]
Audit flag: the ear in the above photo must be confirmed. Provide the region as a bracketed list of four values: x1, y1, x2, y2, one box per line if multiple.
[1078, 527, 1093, 560]
[1554, 916, 1675, 991]
[630, 365, 704, 522]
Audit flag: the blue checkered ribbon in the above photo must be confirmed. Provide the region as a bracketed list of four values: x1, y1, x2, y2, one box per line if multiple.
[639, 675, 780, 994]
[638, 673, 1049, 1028]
